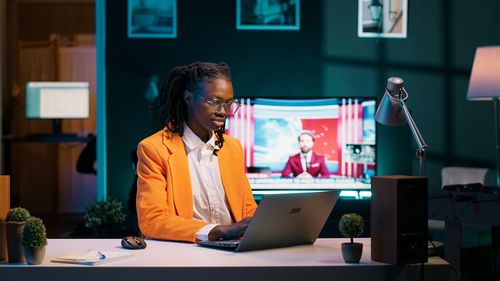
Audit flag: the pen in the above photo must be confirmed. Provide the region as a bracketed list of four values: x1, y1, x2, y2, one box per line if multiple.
[97, 251, 106, 259]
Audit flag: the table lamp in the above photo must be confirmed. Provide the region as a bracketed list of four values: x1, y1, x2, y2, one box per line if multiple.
[375, 77, 429, 176]
[467, 46, 500, 187]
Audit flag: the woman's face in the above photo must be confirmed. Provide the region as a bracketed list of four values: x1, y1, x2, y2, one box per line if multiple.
[184, 78, 234, 141]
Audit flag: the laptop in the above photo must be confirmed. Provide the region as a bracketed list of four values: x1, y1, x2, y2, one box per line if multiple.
[197, 190, 339, 252]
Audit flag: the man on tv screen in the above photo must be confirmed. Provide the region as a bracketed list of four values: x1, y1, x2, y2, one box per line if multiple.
[281, 130, 329, 178]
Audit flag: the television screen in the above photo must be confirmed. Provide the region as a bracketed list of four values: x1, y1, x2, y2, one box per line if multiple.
[225, 98, 376, 191]
[25, 82, 90, 119]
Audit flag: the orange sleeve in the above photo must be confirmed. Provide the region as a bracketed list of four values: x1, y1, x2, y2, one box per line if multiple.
[243, 178, 257, 218]
[136, 140, 207, 242]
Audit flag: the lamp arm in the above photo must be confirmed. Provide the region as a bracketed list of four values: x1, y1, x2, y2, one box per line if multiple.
[398, 89, 428, 151]
[399, 91, 428, 176]
[495, 99, 500, 187]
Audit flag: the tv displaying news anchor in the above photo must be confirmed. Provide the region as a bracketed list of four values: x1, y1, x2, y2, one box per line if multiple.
[281, 130, 329, 178]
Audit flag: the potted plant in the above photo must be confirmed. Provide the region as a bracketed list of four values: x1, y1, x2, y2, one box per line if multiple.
[5, 207, 31, 263]
[338, 213, 364, 263]
[84, 199, 126, 238]
[22, 217, 47, 265]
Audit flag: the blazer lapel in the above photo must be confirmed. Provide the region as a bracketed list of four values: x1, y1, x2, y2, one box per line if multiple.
[162, 130, 193, 219]
[294, 154, 304, 173]
[310, 152, 317, 166]
[218, 147, 243, 222]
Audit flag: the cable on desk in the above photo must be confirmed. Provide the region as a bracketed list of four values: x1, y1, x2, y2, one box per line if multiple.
[408, 242, 425, 281]
[420, 240, 463, 281]
[447, 262, 463, 281]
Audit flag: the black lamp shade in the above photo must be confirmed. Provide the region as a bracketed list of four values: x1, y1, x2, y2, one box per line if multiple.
[375, 77, 408, 126]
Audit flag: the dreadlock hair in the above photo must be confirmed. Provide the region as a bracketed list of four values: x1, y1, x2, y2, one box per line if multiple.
[159, 61, 232, 152]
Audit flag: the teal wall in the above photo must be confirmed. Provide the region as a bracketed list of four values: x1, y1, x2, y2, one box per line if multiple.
[105, 0, 500, 205]
[321, 0, 500, 192]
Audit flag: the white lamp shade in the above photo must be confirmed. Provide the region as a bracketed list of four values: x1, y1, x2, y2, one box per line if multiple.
[467, 46, 500, 100]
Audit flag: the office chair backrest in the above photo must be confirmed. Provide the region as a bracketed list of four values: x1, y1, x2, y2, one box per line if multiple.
[441, 166, 495, 187]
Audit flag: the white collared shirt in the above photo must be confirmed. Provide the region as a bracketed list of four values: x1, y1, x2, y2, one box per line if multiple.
[182, 124, 233, 241]
[300, 151, 312, 171]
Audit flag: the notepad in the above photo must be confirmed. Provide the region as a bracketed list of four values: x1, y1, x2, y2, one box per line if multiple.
[52, 249, 134, 265]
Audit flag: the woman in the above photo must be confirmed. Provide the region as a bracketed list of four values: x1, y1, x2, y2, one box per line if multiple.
[136, 62, 257, 242]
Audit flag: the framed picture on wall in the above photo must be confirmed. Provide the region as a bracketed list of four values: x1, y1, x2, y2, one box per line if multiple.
[128, 0, 177, 38]
[358, 0, 407, 38]
[236, 0, 300, 30]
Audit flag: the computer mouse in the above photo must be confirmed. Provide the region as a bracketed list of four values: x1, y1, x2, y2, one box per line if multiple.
[121, 236, 147, 250]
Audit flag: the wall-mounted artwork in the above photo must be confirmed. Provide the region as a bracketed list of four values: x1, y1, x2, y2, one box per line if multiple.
[237, 0, 300, 30]
[358, 0, 407, 38]
[128, 0, 177, 38]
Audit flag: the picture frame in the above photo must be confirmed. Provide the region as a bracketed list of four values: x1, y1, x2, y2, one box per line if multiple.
[236, 0, 300, 31]
[128, 0, 177, 38]
[358, 0, 407, 38]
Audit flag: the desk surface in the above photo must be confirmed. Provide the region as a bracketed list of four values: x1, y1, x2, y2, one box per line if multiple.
[0, 238, 448, 281]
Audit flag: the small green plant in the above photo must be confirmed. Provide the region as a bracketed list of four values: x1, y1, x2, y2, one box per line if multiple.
[338, 213, 364, 244]
[6, 207, 31, 222]
[84, 199, 126, 237]
[22, 217, 47, 248]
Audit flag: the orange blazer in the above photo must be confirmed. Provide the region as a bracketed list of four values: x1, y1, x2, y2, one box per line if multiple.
[136, 128, 257, 242]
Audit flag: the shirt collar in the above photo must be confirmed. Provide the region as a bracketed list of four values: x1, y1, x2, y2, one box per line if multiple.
[300, 151, 312, 159]
[182, 123, 219, 151]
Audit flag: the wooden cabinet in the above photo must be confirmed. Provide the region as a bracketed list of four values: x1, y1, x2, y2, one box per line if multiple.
[7, 40, 96, 215]
[3, 1, 96, 216]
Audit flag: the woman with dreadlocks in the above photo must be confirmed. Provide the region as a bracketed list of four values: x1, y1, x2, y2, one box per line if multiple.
[136, 62, 257, 242]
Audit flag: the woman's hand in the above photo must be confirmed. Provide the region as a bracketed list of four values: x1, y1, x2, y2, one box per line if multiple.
[208, 217, 253, 241]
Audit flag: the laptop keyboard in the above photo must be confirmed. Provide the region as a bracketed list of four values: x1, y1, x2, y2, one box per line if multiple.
[213, 240, 241, 248]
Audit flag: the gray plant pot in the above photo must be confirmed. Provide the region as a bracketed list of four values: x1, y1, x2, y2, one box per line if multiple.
[24, 246, 46, 265]
[341, 242, 363, 263]
[5, 221, 26, 263]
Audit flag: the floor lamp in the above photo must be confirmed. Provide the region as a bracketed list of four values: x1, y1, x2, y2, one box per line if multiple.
[467, 46, 500, 187]
[375, 77, 429, 176]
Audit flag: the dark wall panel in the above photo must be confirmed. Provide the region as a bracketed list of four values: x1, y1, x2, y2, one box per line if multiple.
[385, 0, 444, 66]
[106, 0, 322, 201]
[105, 0, 500, 203]
[451, 0, 500, 69]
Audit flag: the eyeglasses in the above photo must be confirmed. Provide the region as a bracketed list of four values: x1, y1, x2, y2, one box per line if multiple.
[197, 95, 241, 114]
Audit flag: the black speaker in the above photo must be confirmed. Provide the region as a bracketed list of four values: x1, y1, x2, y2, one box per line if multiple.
[371, 176, 428, 264]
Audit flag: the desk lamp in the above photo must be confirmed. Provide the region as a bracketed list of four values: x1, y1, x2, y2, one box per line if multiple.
[375, 77, 429, 176]
[467, 46, 500, 187]
[371, 77, 429, 265]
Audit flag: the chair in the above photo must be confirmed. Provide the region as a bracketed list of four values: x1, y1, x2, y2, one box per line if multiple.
[441, 166, 496, 187]
[428, 167, 495, 242]
[429, 166, 495, 246]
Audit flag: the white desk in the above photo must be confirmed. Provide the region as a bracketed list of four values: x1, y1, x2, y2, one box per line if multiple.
[0, 238, 448, 281]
